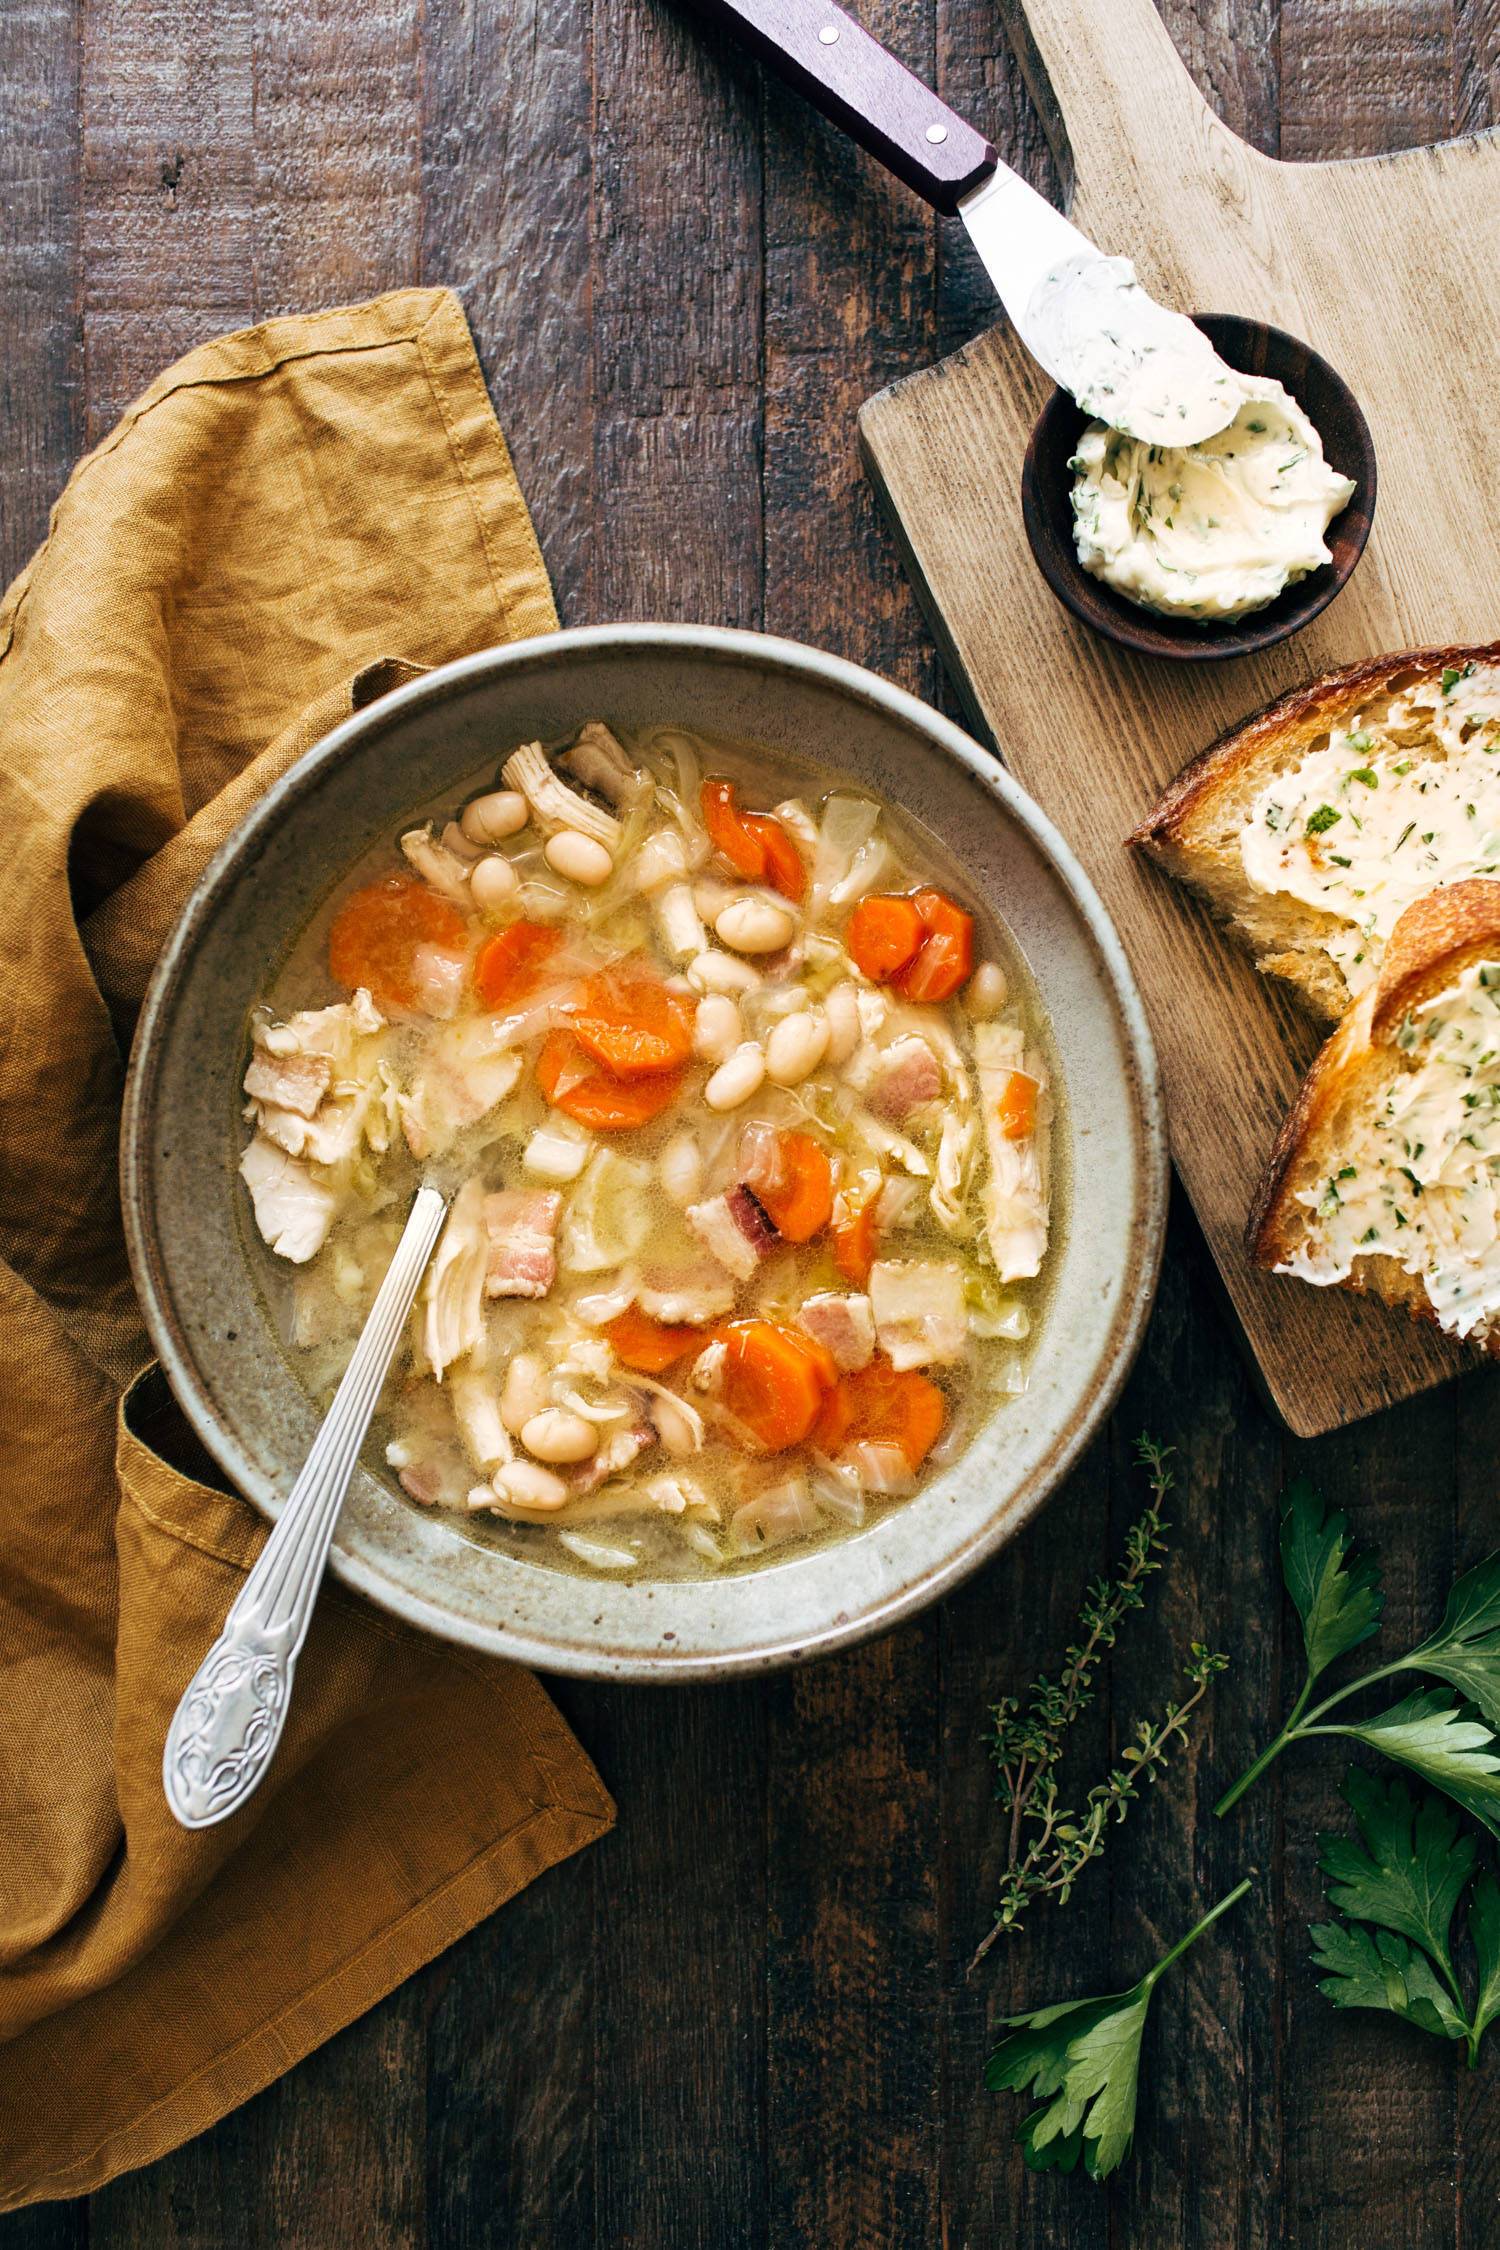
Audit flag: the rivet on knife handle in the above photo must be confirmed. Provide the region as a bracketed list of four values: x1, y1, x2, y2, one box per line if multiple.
[691, 0, 995, 213]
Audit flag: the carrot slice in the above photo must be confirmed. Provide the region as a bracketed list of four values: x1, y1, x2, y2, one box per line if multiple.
[536, 1030, 685, 1131]
[473, 920, 561, 1009]
[702, 778, 767, 883]
[568, 969, 695, 1078]
[717, 1320, 836, 1451]
[328, 875, 467, 1015]
[811, 1379, 854, 1454]
[745, 812, 807, 904]
[831, 1187, 880, 1287]
[995, 1069, 1037, 1141]
[837, 1357, 946, 1470]
[893, 888, 974, 1004]
[604, 1307, 703, 1373]
[702, 779, 805, 902]
[754, 1131, 834, 1244]
[847, 893, 925, 982]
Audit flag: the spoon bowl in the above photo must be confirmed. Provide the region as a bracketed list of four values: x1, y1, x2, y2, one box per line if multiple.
[1021, 314, 1377, 663]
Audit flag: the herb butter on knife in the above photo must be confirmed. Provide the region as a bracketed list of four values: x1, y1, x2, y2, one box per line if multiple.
[1068, 382, 1355, 622]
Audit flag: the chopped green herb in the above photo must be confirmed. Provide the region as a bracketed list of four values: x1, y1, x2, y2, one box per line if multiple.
[1306, 805, 1341, 836]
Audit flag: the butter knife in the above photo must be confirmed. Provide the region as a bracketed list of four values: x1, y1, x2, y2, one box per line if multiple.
[691, 0, 1244, 444]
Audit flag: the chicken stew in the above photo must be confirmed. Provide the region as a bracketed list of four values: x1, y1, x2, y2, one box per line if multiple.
[238, 722, 1058, 1579]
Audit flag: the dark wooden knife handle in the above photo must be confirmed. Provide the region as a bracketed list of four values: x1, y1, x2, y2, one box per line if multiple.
[690, 0, 995, 214]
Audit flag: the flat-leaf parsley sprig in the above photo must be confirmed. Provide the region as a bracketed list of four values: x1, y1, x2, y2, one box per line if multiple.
[1215, 1482, 1500, 1835]
[985, 1878, 1252, 2180]
[974, 1438, 1228, 1965]
[1312, 1768, 1500, 2068]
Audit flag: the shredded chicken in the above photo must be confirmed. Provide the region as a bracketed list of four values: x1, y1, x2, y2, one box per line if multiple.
[421, 1180, 490, 1379]
[973, 1021, 1051, 1282]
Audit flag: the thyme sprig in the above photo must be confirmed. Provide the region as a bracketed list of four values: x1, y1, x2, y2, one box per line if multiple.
[973, 1439, 1228, 1967]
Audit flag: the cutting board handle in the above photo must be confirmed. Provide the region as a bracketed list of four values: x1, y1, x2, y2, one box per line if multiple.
[1004, 0, 1215, 190]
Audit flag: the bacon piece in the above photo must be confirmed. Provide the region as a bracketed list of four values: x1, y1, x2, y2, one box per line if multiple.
[796, 1290, 876, 1372]
[483, 1188, 562, 1300]
[868, 1035, 943, 1123]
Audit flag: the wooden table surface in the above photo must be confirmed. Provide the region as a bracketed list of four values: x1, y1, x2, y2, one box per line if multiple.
[4, 1, 1499, 2243]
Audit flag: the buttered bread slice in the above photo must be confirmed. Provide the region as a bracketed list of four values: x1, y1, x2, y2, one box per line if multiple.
[1131, 643, 1500, 1022]
[1250, 881, 1500, 1354]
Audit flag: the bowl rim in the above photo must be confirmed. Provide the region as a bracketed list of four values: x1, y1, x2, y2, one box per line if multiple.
[1022, 312, 1378, 664]
[121, 622, 1170, 1679]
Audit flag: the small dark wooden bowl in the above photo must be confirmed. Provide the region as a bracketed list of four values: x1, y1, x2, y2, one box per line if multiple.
[1021, 314, 1377, 663]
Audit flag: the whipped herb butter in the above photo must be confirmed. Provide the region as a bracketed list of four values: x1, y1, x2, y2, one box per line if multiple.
[1284, 960, 1500, 1341]
[1026, 255, 1247, 446]
[1069, 381, 1355, 622]
[1240, 664, 1500, 994]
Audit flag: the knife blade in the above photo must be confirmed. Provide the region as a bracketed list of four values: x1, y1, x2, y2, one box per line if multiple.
[689, 0, 1244, 444]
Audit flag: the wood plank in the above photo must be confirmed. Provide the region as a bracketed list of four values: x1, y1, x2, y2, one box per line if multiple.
[76, 3, 430, 2241]
[1279, 1393, 1460, 2248]
[758, 10, 942, 2243]
[589, 0, 764, 632]
[0, 0, 83, 583]
[1281, 0, 1453, 161]
[560, 13, 771, 2247]
[421, 0, 595, 621]
[859, 0, 1500, 1433]
[413, 10, 600, 2245]
[79, 0, 253, 432]
[1106, 1208, 1285, 2249]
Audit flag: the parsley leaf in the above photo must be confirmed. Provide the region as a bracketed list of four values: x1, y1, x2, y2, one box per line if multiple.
[1305, 804, 1341, 836]
[1404, 1554, 1500, 1730]
[1311, 1770, 1500, 2065]
[1315, 1690, 1500, 1842]
[1279, 1479, 1384, 1678]
[1218, 1486, 1500, 1837]
[986, 1881, 1251, 2178]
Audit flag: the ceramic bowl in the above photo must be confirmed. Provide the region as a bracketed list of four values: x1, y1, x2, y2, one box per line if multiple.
[121, 625, 1168, 1680]
[1023, 314, 1378, 662]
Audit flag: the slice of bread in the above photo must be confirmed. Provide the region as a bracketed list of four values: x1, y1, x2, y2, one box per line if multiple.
[1249, 879, 1500, 1356]
[1130, 642, 1500, 1023]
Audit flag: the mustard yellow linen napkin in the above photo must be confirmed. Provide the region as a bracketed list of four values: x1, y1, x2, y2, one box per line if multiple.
[0, 289, 614, 2211]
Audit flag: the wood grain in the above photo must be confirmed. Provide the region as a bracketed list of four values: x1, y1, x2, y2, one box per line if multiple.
[3, 0, 1500, 2245]
[860, 0, 1500, 1434]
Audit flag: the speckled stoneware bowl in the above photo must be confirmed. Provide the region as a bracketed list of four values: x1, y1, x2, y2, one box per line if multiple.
[122, 625, 1167, 1680]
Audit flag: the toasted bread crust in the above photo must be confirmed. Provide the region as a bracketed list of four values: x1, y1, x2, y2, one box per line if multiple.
[1129, 642, 1500, 855]
[1248, 879, 1500, 1357]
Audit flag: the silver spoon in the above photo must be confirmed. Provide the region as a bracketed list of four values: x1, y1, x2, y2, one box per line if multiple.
[163, 1184, 448, 1829]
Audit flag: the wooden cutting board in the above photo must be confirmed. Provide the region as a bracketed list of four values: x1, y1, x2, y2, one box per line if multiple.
[860, 0, 1500, 1436]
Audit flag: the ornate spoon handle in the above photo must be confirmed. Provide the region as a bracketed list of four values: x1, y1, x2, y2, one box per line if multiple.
[163, 1184, 448, 1829]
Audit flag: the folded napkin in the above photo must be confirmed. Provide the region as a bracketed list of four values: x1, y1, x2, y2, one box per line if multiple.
[0, 289, 614, 2211]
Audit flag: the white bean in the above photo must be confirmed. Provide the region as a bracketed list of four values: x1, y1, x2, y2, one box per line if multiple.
[521, 1408, 600, 1465]
[500, 1353, 550, 1436]
[494, 1461, 569, 1511]
[824, 979, 862, 1064]
[765, 1009, 829, 1087]
[469, 854, 520, 916]
[690, 949, 762, 995]
[545, 830, 614, 886]
[704, 1041, 767, 1111]
[965, 961, 1008, 1020]
[659, 1130, 704, 1206]
[693, 992, 742, 1064]
[715, 896, 796, 954]
[461, 789, 529, 846]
